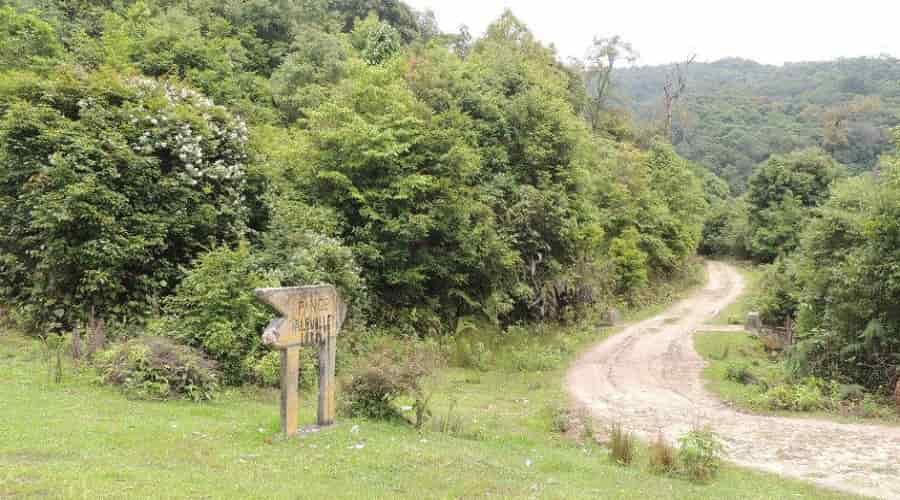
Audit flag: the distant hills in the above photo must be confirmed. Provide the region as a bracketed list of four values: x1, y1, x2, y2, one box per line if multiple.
[614, 56, 900, 191]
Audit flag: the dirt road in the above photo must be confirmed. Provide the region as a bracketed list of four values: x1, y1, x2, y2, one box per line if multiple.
[567, 261, 900, 499]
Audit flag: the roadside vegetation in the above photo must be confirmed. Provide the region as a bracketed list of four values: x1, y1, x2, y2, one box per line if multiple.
[1, 322, 857, 499]
[701, 128, 900, 412]
[697, 331, 898, 422]
[0, 0, 711, 397]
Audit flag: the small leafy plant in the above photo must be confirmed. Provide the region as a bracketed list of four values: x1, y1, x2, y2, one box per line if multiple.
[725, 362, 756, 385]
[678, 426, 724, 482]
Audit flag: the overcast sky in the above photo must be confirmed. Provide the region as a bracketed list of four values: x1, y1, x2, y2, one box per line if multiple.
[404, 0, 899, 66]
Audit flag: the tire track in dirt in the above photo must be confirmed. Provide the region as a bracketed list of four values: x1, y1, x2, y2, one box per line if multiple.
[567, 261, 900, 499]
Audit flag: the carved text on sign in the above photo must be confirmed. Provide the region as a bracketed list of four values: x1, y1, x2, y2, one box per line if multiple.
[257, 285, 346, 349]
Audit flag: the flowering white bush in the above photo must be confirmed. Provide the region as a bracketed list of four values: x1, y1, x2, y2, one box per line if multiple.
[0, 70, 260, 331]
[126, 77, 249, 187]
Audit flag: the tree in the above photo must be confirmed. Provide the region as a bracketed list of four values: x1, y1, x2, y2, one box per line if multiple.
[582, 35, 636, 132]
[662, 54, 695, 140]
[777, 134, 900, 390]
[745, 148, 843, 261]
[304, 60, 515, 333]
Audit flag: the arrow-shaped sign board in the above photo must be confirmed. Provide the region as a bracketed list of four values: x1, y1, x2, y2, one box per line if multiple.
[256, 285, 347, 348]
[256, 284, 346, 435]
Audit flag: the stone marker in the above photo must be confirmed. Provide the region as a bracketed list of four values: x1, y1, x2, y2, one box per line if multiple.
[256, 284, 346, 436]
[746, 311, 762, 332]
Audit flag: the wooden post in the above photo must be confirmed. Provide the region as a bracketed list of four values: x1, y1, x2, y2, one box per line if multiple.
[256, 285, 346, 436]
[281, 346, 300, 436]
[317, 335, 337, 426]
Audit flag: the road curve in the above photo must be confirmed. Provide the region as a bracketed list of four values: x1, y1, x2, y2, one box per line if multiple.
[567, 261, 900, 499]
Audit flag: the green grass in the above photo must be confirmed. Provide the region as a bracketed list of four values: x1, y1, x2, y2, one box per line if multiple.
[0, 327, 860, 499]
[709, 261, 762, 325]
[694, 330, 785, 408]
[695, 330, 898, 425]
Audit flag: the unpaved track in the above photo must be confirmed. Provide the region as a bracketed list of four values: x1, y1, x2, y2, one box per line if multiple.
[567, 261, 900, 499]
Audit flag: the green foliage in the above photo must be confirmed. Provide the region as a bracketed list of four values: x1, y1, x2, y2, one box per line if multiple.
[617, 57, 900, 191]
[351, 13, 401, 65]
[777, 134, 900, 391]
[678, 427, 724, 482]
[745, 148, 843, 261]
[155, 244, 278, 385]
[700, 198, 750, 257]
[0, 69, 256, 332]
[755, 259, 799, 325]
[1, 2, 711, 362]
[724, 362, 756, 385]
[0, 6, 62, 71]
[754, 377, 829, 412]
[269, 28, 348, 123]
[252, 349, 318, 390]
[95, 336, 219, 401]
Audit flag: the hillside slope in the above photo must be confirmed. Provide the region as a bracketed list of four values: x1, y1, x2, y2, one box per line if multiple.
[615, 56, 900, 191]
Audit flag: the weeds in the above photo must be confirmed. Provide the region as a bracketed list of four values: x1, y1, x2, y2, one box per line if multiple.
[39, 333, 66, 384]
[551, 406, 572, 434]
[609, 422, 635, 465]
[648, 432, 677, 474]
[724, 362, 755, 385]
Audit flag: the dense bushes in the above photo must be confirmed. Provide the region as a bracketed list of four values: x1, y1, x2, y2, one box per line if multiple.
[786, 139, 900, 391]
[700, 149, 843, 262]
[0, 1, 714, 390]
[0, 69, 259, 333]
[745, 149, 843, 261]
[740, 132, 900, 393]
[154, 244, 278, 385]
[95, 336, 219, 401]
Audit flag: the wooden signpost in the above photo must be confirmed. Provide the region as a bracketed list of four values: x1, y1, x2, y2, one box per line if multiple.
[256, 284, 346, 436]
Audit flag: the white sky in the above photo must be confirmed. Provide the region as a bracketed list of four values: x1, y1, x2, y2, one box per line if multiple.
[404, 0, 900, 65]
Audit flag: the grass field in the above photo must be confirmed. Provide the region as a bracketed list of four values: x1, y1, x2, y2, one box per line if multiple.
[0, 279, 859, 500]
[694, 330, 785, 408]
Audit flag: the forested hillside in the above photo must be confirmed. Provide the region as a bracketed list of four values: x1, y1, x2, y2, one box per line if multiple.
[0, 1, 710, 385]
[616, 57, 900, 191]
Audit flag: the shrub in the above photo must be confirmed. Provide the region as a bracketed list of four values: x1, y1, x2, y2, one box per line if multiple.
[678, 426, 724, 482]
[755, 377, 829, 411]
[507, 345, 562, 372]
[724, 362, 756, 385]
[341, 343, 442, 425]
[451, 336, 491, 371]
[551, 406, 572, 434]
[95, 336, 219, 401]
[155, 244, 278, 385]
[609, 422, 635, 465]
[649, 432, 677, 474]
[836, 383, 866, 402]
